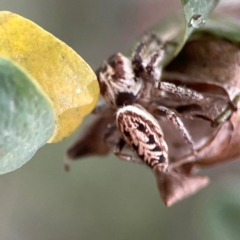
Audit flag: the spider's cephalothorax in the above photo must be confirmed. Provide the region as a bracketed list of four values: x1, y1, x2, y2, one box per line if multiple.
[115, 105, 168, 172]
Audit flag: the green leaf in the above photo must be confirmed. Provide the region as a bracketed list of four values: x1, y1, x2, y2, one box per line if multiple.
[181, 0, 219, 40]
[0, 11, 99, 143]
[200, 15, 240, 43]
[0, 57, 55, 174]
[152, 0, 219, 65]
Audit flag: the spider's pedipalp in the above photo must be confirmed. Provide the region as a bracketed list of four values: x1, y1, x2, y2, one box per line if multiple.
[132, 41, 145, 75]
[132, 33, 164, 83]
[146, 48, 164, 82]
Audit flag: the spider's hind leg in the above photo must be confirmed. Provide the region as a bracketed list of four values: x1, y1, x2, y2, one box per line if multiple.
[153, 105, 197, 157]
[113, 138, 143, 164]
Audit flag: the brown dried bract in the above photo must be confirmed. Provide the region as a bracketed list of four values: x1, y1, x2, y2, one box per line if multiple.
[155, 168, 209, 207]
[164, 35, 240, 166]
[65, 113, 116, 171]
[150, 36, 240, 206]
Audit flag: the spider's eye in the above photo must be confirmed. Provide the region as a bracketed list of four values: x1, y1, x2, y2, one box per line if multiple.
[113, 59, 123, 65]
[108, 53, 123, 67]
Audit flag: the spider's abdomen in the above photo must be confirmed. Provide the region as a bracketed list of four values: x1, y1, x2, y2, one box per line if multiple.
[116, 105, 168, 171]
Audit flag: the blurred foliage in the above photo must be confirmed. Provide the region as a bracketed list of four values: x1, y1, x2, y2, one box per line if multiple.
[0, 11, 99, 172]
[203, 15, 240, 42]
[0, 11, 99, 143]
[196, 176, 240, 240]
[0, 57, 54, 174]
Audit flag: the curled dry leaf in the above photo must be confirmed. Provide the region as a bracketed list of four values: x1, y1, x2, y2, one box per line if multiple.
[151, 35, 240, 206]
[65, 111, 116, 171]
[165, 35, 240, 167]
[0, 11, 99, 143]
[154, 168, 209, 207]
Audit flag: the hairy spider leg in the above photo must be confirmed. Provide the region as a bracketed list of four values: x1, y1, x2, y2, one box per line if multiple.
[156, 81, 210, 105]
[153, 105, 197, 156]
[157, 81, 240, 127]
[162, 72, 239, 125]
[113, 138, 143, 164]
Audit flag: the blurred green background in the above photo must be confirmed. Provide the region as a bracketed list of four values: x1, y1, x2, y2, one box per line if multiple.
[1, 0, 240, 239]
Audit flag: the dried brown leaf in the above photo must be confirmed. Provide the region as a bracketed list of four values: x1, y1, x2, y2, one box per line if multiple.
[165, 35, 240, 169]
[155, 168, 209, 207]
[65, 114, 115, 170]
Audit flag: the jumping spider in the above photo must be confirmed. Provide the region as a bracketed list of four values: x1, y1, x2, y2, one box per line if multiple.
[98, 35, 198, 153]
[67, 33, 237, 206]
[95, 33, 233, 162]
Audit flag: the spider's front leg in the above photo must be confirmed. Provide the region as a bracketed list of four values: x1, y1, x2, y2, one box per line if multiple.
[161, 73, 239, 126]
[156, 81, 211, 108]
[155, 81, 237, 126]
